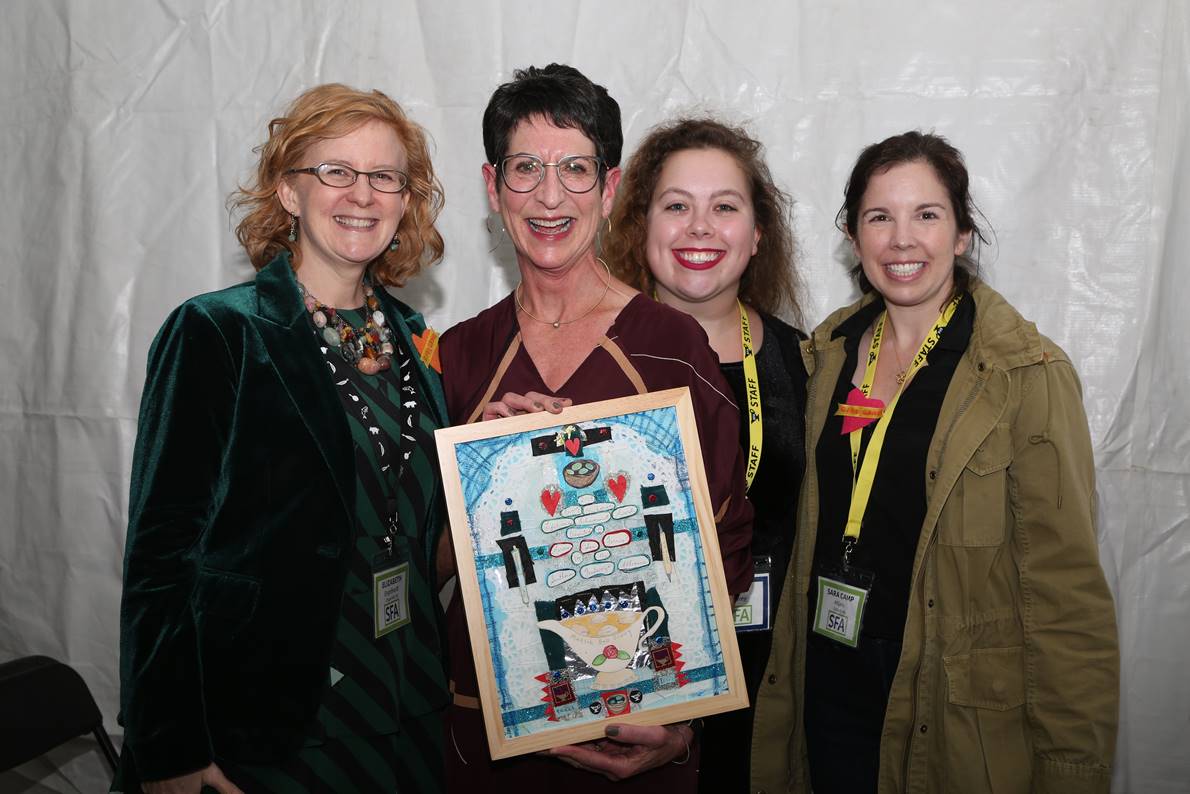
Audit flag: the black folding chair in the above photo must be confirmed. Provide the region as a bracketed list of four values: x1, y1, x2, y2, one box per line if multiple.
[0, 655, 120, 777]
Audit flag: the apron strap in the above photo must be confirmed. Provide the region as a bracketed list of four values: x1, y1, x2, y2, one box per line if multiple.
[465, 332, 524, 424]
[598, 336, 647, 394]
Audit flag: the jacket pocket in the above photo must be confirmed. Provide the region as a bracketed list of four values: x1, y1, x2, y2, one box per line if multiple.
[944, 645, 1024, 709]
[191, 568, 260, 634]
[943, 646, 1031, 793]
[943, 423, 1012, 547]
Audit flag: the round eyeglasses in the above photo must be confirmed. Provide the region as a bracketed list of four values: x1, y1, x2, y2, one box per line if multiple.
[286, 162, 409, 193]
[498, 154, 603, 194]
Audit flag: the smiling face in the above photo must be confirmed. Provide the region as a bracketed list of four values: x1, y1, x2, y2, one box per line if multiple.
[852, 159, 971, 313]
[644, 148, 760, 306]
[277, 119, 408, 279]
[483, 115, 619, 274]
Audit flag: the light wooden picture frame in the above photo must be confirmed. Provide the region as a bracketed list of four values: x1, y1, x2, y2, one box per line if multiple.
[435, 387, 748, 759]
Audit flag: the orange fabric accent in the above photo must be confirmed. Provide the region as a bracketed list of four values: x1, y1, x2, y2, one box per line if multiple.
[412, 328, 441, 373]
[836, 403, 885, 420]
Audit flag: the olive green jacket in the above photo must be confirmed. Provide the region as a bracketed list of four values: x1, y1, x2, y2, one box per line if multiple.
[116, 254, 449, 785]
[751, 281, 1119, 794]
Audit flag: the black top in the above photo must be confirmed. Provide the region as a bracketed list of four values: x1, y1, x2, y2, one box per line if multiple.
[701, 313, 807, 794]
[719, 312, 808, 642]
[809, 292, 974, 641]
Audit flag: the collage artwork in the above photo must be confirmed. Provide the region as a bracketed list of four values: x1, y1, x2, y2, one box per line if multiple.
[443, 394, 740, 754]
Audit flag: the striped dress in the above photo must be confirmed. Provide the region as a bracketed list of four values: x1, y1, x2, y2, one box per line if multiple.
[229, 307, 448, 793]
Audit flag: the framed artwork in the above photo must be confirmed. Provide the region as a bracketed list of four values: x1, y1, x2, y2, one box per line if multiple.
[435, 387, 747, 759]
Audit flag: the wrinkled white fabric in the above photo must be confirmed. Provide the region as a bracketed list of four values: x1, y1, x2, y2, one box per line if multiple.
[0, 2, 1185, 792]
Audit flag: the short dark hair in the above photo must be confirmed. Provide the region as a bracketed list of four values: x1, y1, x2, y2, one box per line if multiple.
[606, 117, 803, 323]
[838, 130, 989, 295]
[482, 64, 623, 175]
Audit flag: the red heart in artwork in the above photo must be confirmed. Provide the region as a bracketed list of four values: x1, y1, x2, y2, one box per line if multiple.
[564, 437, 582, 456]
[839, 387, 885, 434]
[606, 474, 629, 503]
[541, 487, 562, 516]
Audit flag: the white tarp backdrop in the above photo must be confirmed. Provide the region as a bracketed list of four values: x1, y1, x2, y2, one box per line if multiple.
[1, 1, 1187, 791]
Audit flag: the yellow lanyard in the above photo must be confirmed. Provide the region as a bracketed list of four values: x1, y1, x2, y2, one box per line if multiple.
[651, 289, 763, 492]
[739, 301, 762, 492]
[842, 296, 961, 562]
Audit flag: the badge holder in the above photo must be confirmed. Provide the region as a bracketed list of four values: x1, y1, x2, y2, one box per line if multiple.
[811, 539, 874, 649]
[371, 503, 410, 638]
[733, 554, 773, 632]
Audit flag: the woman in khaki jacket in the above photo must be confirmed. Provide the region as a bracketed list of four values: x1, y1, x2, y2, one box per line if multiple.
[751, 131, 1119, 794]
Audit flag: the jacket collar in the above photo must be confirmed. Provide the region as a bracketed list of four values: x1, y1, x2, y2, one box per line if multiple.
[808, 279, 1048, 373]
[254, 251, 307, 327]
[964, 280, 1049, 370]
[249, 253, 355, 523]
[250, 251, 449, 472]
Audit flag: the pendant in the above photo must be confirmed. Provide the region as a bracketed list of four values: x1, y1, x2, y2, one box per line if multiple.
[552, 321, 561, 329]
[896, 370, 907, 385]
[837, 387, 885, 434]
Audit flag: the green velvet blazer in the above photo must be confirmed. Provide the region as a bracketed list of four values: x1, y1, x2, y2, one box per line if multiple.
[116, 253, 449, 784]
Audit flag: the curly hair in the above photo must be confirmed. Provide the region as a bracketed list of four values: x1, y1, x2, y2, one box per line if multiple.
[230, 83, 444, 286]
[838, 130, 989, 297]
[605, 117, 802, 323]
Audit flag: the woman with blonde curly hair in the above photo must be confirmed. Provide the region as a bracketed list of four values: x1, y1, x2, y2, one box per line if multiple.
[606, 117, 807, 793]
[115, 83, 451, 793]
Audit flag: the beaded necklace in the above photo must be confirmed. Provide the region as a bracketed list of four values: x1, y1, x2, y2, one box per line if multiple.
[299, 279, 395, 374]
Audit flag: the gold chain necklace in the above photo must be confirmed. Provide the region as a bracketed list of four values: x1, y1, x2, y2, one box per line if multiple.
[885, 320, 911, 385]
[515, 259, 612, 329]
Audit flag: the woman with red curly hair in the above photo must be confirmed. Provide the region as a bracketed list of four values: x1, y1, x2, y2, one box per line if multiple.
[115, 84, 451, 793]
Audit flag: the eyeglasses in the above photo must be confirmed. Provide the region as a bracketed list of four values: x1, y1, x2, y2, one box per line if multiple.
[285, 162, 409, 193]
[498, 154, 604, 194]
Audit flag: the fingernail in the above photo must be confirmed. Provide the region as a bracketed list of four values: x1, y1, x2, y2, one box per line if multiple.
[533, 402, 544, 410]
[552, 401, 562, 410]
[605, 725, 620, 737]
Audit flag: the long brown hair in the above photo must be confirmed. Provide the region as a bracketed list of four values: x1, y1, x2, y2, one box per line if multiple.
[839, 130, 988, 296]
[230, 83, 444, 286]
[605, 117, 802, 323]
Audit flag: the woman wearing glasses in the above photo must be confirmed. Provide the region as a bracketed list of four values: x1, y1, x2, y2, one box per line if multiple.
[438, 64, 753, 789]
[116, 84, 451, 793]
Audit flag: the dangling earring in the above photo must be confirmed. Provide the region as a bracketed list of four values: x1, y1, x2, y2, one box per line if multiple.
[485, 212, 505, 237]
[485, 212, 506, 252]
[596, 215, 612, 253]
[288, 215, 298, 242]
[390, 233, 401, 252]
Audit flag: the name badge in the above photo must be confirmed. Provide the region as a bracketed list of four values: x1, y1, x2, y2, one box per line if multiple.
[734, 564, 772, 633]
[373, 562, 410, 638]
[812, 571, 871, 648]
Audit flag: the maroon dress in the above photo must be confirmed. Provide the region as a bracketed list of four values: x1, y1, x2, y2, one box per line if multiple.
[440, 292, 753, 791]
